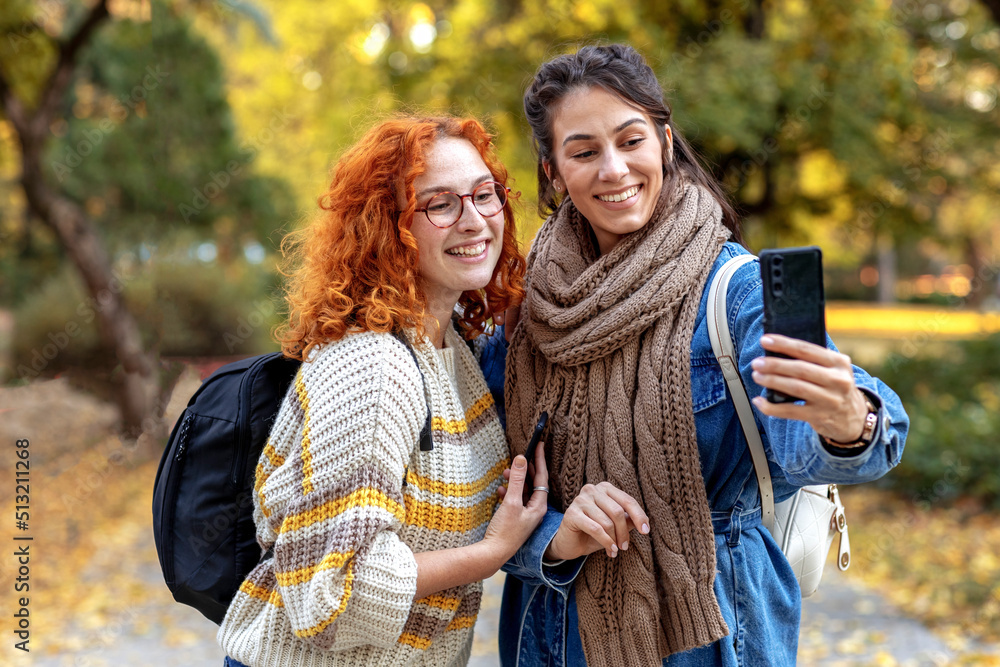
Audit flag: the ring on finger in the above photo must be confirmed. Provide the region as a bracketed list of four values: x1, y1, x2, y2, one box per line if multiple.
[533, 486, 549, 493]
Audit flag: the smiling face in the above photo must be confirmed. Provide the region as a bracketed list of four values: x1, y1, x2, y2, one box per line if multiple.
[548, 85, 671, 255]
[408, 135, 505, 316]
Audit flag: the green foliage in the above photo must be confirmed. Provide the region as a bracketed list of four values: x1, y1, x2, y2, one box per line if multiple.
[0, 1, 298, 309]
[873, 334, 1000, 507]
[10, 258, 282, 382]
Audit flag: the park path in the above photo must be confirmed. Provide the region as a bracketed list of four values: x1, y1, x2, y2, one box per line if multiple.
[3, 371, 994, 666]
[23, 560, 990, 667]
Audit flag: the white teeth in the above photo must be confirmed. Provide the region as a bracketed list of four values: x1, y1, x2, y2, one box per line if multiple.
[598, 185, 639, 203]
[446, 241, 486, 257]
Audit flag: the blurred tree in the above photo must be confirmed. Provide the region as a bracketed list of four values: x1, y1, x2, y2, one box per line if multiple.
[0, 0, 295, 438]
[182, 0, 998, 305]
[0, 0, 158, 438]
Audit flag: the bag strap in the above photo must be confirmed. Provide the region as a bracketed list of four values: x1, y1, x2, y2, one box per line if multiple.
[706, 254, 776, 532]
[391, 330, 434, 452]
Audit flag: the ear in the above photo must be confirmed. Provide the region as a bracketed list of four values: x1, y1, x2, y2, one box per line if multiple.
[664, 125, 674, 162]
[542, 160, 554, 182]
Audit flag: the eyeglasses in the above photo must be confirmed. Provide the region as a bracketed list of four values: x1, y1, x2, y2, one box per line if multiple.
[415, 181, 510, 228]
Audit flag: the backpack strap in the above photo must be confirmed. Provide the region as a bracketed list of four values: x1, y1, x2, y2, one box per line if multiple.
[706, 254, 776, 531]
[390, 330, 434, 452]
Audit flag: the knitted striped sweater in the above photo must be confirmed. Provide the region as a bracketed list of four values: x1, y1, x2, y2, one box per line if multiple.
[218, 326, 509, 666]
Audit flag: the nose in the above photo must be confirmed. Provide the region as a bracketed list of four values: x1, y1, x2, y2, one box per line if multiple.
[599, 149, 628, 182]
[454, 196, 488, 232]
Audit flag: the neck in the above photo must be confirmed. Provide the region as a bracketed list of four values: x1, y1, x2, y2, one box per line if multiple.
[423, 290, 460, 349]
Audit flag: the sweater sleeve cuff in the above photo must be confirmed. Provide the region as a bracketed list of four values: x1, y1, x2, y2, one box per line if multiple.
[328, 532, 419, 648]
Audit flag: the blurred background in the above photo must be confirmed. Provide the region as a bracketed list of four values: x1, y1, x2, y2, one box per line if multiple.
[1, 0, 999, 664]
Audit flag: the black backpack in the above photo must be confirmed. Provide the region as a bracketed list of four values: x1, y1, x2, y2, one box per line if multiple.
[152, 333, 432, 624]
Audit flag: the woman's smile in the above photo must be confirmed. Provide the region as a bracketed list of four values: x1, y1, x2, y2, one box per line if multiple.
[548, 85, 669, 255]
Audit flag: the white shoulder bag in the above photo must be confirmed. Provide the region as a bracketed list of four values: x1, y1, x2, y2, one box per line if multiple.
[706, 254, 851, 598]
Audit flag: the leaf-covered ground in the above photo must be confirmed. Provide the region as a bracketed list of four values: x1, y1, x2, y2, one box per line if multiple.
[836, 484, 1000, 664]
[2, 373, 999, 665]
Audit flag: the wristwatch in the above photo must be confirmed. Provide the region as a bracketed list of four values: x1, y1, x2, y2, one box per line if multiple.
[822, 392, 879, 449]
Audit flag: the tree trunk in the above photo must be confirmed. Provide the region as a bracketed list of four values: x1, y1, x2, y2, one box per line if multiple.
[0, 0, 164, 441]
[963, 235, 990, 310]
[19, 134, 157, 438]
[877, 234, 897, 304]
[980, 0, 1000, 26]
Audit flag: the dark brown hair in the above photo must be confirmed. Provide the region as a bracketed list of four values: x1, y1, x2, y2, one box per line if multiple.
[523, 43, 742, 242]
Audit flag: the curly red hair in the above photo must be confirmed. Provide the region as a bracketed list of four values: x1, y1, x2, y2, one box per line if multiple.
[277, 116, 526, 360]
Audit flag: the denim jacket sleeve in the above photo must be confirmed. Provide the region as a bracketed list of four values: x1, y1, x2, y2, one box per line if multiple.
[475, 325, 586, 594]
[501, 507, 587, 596]
[723, 247, 909, 492]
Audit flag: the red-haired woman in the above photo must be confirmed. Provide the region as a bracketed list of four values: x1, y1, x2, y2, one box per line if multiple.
[218, 116, 548, 667]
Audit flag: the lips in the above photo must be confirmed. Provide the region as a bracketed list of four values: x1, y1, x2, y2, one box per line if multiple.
[446, 240, 487, 257]
[596, 185, 640, 203]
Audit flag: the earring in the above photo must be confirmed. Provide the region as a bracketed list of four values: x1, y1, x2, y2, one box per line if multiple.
[553, 180, 562, 193]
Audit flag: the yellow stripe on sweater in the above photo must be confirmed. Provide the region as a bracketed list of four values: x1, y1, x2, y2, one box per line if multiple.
[293, 557, 356, 638]
[279, 487, 405, 534]
[405, 494, 499, 533]
[295, 374, 315, 495]
[398, 632, 432, 650]
[275, 550, 355, 587]
[405, 458, 508, 498]
[430, 392, 495, 435]
[446, 614, 477, 631]
[415, 593, 462, 611]
[239, 580, 284, 607]
[263, 441, 285, 468]
[464, 393, 495, 422]
[255, 462, 275, 518]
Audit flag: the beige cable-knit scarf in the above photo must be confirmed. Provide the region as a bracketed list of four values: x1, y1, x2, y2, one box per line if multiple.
[506, 181, 731, 665]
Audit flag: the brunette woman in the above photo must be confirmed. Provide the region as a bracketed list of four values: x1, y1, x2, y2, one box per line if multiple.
[499, 44, 909, 666]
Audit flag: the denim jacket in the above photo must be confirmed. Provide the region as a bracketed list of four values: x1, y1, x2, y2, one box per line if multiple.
[480, 242, 909, 667]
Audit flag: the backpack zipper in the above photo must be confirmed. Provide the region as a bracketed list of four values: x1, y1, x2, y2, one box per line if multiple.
[161, 412, 193, 584]
[174, 413, 192, 462]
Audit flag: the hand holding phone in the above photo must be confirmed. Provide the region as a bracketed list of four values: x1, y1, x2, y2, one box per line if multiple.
[759, 246, 826, 403]
[524, 411, 548, 467]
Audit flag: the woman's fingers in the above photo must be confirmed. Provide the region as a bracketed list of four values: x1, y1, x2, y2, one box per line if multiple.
[590, 493, 631, 550]
[503, 455, 529, 505]
[601, 484, 651, 538]
[532, 440, 548, 487]
[566, 504, 619, 558]
[525, 441, 550, 509]
[752, 335, 870, 442]
[759, 334, 843, 366]
[574, 483, 650, 555]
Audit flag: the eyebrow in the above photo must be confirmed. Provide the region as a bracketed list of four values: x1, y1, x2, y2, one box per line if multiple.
[561, 118, 648, 147]
[416, 173, 493, 200]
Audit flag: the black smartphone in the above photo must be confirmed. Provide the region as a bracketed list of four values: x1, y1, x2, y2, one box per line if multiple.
[523, 411, 548, 466]
[759, 246, 827, 403]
